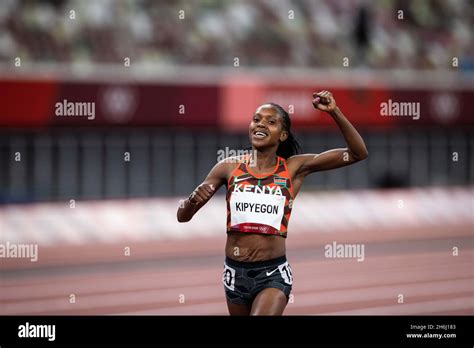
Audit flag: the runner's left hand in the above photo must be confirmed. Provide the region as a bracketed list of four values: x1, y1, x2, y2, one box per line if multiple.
[312, 90, 337, 113]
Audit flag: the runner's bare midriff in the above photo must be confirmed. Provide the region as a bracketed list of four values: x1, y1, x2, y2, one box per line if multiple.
[225, 231, 286, 261]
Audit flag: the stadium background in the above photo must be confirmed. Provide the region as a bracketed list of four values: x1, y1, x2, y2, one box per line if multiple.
[0, 0, 473, 315]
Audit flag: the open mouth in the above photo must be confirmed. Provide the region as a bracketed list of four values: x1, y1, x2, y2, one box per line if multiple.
[253, 130, 268, 139]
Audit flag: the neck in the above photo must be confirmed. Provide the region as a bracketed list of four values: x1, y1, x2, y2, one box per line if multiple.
[250, 148, 277, 171]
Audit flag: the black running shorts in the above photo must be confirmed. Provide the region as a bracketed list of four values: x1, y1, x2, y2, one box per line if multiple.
[222, 255, 293, 305]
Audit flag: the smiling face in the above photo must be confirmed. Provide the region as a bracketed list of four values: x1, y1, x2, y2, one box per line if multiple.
[249, 104, 288, 150]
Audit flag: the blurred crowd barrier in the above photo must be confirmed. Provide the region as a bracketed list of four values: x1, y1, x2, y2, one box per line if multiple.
[0, 128, 472, 203]
[1, 186, 472, 269]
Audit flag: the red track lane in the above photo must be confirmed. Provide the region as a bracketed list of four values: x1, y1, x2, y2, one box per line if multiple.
[1, 233, 473, 315]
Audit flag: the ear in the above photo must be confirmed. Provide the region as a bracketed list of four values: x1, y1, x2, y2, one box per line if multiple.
[280, 130, 288, 142]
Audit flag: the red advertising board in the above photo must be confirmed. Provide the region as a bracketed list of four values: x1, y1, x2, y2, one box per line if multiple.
[0, 77, 472, 129]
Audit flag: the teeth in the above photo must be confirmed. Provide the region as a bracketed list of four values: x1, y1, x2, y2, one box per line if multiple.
[255, 131, 266, 137]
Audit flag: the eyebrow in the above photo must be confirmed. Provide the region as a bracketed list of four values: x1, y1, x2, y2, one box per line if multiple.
[254, 113, 277, 119]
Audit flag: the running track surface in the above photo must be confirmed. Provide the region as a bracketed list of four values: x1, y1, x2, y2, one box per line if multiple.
[2, 229, 473, 315]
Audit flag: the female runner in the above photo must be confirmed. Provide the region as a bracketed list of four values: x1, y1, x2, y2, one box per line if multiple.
[177, 91, 368, 315]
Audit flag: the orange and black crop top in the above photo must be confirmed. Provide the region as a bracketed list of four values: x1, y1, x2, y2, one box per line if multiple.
[226, 154, 294, 238]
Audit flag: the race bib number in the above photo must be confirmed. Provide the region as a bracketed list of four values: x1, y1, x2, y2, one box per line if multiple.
[278, 262, 293, 285]
[222, 264, 236, 291]
[230, 191, 285, 230]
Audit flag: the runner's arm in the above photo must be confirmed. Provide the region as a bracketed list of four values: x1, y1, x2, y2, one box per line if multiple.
[177, 160, 229, 222]
[288, 91, 368, 177]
